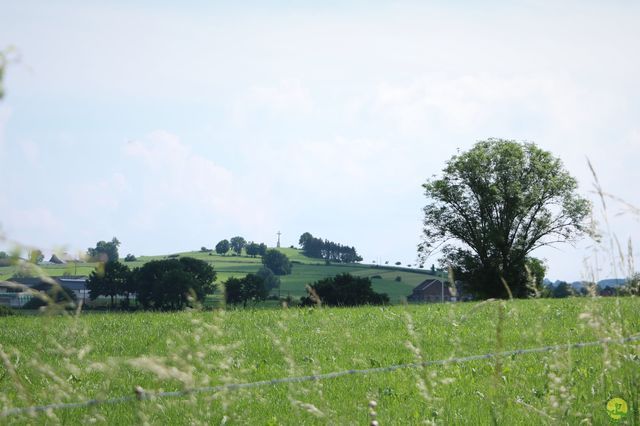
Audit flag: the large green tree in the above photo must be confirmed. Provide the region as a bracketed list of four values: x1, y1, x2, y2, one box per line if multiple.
[87, 237, 121, 262]
[229, 236, 247, 255]
[87, 261, 132, 308]
[261, 249, 292, 275]
[420, 139, 590, 299]
[134, 257, 216, 310]
[224, 274, 268, 307]
[215, 239, 230, 256]
[255, 266, 280, 292]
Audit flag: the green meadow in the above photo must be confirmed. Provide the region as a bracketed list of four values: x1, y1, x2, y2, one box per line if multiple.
[0, 297, 638, 424]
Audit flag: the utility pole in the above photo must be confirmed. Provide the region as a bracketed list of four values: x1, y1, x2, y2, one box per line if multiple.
[277, 231, 281, 248]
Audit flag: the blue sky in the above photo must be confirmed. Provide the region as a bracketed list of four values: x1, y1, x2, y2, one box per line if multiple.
[1, 1, 639, 281]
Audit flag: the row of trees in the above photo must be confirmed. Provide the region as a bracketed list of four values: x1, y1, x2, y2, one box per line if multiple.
[87, 257, 216, 310]
[298, 233, 362, 263]
[224, 271, 388, 308]
[223, 266, 280, 307]
[214, 237, 267, 257]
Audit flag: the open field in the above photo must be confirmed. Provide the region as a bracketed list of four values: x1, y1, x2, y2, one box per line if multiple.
[1, 297, 638, 424]
[0, 248, 436, 304]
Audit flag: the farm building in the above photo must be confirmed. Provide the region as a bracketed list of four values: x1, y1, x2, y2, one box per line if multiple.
[0, 281, 33, 308]
[0, 276, 89, 308]
[407, 278, 458, 303]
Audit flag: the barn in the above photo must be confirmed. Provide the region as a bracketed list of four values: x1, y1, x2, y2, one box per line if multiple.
[407, 279, 457, 303]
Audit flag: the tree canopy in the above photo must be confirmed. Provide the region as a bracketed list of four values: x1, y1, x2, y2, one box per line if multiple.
[215, 239, 230, 255]
[87, 237, 121, 262]
[229, 236, 247, 255]
[87, 260, 132, 308]
[261, 249, 292, 275]
[224, 274, 268, 307]
[245, 242, 267, 257]
[134, 257, 216, 310]
[420, 139, 590, 299]
[255, 266, 280, 292]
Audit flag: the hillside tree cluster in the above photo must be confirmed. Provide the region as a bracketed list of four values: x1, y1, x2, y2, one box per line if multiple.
[298, 232, 362, 263]
[215, 237, 267, 257]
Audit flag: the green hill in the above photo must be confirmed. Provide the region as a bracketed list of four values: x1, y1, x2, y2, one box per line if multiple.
[0, 247, 436, 304]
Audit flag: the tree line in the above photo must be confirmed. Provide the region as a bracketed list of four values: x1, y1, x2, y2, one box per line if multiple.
[212, 236, 268, 257]
[87, 257, 216, 310]
[85, 233, 294, 309]
[298, 232, 362, 263]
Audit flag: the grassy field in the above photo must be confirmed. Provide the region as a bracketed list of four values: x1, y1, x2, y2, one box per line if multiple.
[0, 248, 435, 304]
[0, 297, 638, 424]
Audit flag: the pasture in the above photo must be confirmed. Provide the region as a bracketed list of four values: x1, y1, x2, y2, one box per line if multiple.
[0, 297, 638, 424]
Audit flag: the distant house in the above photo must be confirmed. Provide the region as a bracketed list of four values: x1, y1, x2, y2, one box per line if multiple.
[0, 276, 89, 308]
[57, 277, 90, 302]
[408, 279, 457, 303]
[49, 254, 65, 264]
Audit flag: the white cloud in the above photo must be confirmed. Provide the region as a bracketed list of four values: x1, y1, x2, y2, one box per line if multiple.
[371, 74, 574, 135]
[124, 130, 234, 212]
[122, 130, 271, 233]
[250, 135, 404, 197]
[73, 172, 129, 210]
[232, 80, 312, 124]
[1, 206, 66, 250]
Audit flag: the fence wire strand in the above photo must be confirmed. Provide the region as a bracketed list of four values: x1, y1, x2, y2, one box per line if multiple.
[1, 333, 639, 418]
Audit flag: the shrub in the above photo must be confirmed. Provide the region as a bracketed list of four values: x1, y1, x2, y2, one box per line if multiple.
[256, 266, 280, 292]
[301, 273, 389, 307]
[395, 276, 402, 282]
[0, 305, 16, 316]
[224, 274, 268, 307]
[371, 275, 382, 279]
[262, 249, 292, 275]
[124, 254, 137, 262]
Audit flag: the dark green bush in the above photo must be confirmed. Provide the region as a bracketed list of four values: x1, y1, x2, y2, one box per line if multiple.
[0, 305, 16, 316]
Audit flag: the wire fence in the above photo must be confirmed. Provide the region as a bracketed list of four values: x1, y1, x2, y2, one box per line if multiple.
[1, 332, 639, 419]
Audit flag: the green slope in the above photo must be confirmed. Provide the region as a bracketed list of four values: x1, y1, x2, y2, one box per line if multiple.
[0, 247, 436, 303]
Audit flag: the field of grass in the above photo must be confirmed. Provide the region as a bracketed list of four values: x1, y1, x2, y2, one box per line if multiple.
[1, 297, 638, 424]
[0, 248, 435, 304]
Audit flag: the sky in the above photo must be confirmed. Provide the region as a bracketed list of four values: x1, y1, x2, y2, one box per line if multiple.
[0, 1, 639, 281]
